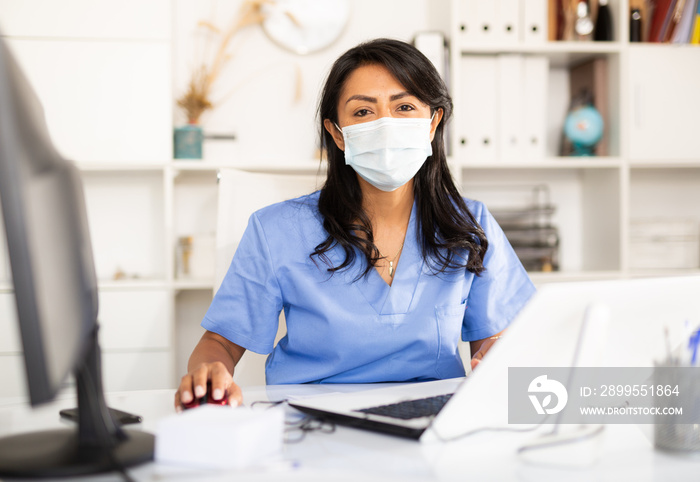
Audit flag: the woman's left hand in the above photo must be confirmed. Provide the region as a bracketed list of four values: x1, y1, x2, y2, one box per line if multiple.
[470, 330, 505, 371]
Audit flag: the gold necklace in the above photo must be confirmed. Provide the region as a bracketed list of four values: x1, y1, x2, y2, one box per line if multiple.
[380, 240, 405, 278]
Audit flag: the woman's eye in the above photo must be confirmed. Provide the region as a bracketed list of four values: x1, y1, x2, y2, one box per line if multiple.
[354, 109, 371, 117]
[397, 104, 415, 112]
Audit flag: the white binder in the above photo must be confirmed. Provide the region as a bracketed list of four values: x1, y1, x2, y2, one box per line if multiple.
[455, 0, 478, 46]
[414, 32, 447, 81]
[456, 0, 499, 46]
[522, 55, 549, 161]
[497, 0, 521, 45]
[498, 54, 524, 162]
[458, 55, 499, 163]
[520, 0, 548, 44]
[475, 0, 499, 44]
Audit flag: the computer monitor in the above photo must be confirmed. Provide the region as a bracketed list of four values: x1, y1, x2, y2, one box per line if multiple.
[425, 274, 700, 441]
[0, 34, 153, 477]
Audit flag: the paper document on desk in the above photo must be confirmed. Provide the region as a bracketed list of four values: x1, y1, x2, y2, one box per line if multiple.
[155, 405, 284, 470]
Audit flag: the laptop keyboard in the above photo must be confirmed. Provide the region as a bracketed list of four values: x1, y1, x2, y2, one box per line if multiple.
[355, 394, 453, 420]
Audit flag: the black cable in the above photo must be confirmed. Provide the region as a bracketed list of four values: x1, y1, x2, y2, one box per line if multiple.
[104, 451, 137, 482]
[79, 360, 135, 482]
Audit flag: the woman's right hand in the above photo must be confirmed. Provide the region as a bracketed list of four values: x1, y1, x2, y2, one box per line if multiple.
[175, 361, 243, 411]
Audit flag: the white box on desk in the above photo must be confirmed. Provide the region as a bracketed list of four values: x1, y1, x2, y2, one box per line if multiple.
[155, 405, 284, 470]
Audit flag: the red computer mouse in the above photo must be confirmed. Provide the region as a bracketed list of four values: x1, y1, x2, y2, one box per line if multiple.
[182, 381, 229, 410]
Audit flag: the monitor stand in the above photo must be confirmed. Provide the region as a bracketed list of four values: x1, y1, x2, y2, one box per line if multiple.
[0, 328, 154, 478]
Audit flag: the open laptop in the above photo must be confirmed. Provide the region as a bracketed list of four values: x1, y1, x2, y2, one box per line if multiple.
[289, 275, 700, 441]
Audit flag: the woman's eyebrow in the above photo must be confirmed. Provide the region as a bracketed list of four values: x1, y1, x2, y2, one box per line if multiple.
[345, 91, 413, 104]
[345, 94, 377, 104]
[389, 91, 412, 101]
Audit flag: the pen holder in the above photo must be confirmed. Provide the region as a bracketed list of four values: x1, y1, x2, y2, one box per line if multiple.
[653, 363, 700, 455]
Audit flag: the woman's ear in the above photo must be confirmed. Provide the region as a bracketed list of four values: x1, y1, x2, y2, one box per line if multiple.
[429, 108, 444, 142]
[323, 119, 345, 151]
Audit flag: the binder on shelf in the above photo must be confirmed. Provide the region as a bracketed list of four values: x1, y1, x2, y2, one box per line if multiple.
[547, 0, 558, 41]
[456, 0, 509, 46]
[567, 57, 609, 156]
[672, 0, 700, 43]
[498, 55, 523, 162]
[458, 55, 499, 163]
[557, 0, 572, 40]
[457, 0, 546, 47]
[474, 0, 499, 44]
[649, 0, 676, 42]
[497, 0, 521, 44]
[461, 54, 549, 163]
[659, 0, 687, 42]
[522, 55, 549, 161]
[413, 31, 448, 81]
[693, 0, 700, 44]
[456, 0, 479, 46]
[454, 0, 496, 45]
[520, 0, 548, 43]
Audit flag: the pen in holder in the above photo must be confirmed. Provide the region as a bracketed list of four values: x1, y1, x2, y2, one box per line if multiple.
[654, 325, 700, 455]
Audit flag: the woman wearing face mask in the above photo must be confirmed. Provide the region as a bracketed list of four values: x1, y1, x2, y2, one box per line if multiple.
[176, 38, 535, 409]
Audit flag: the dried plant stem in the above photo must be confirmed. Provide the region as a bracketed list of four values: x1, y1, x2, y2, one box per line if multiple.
[177, 0, 269, 124]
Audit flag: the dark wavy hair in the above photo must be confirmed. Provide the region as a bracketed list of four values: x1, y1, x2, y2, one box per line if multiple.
[311, 38, 488, 277]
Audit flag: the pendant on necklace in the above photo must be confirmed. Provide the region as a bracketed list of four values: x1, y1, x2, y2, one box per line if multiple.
[388, 261, 395, 278]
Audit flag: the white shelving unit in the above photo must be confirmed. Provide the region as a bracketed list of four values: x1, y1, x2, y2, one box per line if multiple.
[2, 0, 699, 396]
[447, 0, 700, 283]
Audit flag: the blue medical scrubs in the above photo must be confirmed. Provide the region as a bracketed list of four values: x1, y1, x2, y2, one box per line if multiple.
[202, 191, 535, 384]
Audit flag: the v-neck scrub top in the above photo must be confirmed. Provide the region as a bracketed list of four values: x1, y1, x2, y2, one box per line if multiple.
[202, 191, 536, 385]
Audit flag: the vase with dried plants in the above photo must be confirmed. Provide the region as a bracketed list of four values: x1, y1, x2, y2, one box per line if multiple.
[174, 1, 268, 159]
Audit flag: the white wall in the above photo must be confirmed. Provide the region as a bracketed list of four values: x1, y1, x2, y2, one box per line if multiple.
[0, 0, 173, 164]
[0, 0, 450, 395]
[173, 0, 444, 165]
[0, 0, 175, 396]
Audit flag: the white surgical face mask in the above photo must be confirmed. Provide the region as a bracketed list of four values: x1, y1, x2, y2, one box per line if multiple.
[337, 116, 433, 192]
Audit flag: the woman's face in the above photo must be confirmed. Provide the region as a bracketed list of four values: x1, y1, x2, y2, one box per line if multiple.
[324, 63, 442, 152]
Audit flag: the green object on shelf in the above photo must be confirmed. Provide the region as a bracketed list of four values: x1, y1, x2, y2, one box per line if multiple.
[174, 124, 203, 159]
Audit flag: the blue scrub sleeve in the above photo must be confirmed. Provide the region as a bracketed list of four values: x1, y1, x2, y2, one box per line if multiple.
[201, 212, 283, 354]
[461, 202, 536, 342]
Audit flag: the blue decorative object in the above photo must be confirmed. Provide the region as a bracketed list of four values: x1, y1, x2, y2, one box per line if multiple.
[563, 105, 604, 156]
[174, 124, 203, 159]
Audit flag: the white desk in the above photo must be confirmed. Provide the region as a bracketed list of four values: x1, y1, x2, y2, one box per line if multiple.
[1, 385, 699, 481]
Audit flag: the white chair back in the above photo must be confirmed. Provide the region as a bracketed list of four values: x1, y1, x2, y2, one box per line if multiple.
[215, 168, 322, 386]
